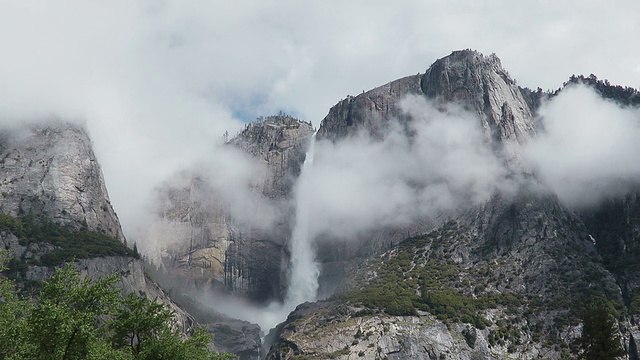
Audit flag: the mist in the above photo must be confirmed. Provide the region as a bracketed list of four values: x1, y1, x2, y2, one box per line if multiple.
[1, 1, 638, 245]
[524, 85, 640, 208]
[301, 95, 509, 241]
[136, 143, 281, 258]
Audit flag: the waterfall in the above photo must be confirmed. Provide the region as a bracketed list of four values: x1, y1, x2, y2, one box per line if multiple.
[284, 132, 320, 307]
[246, 132, 321, 335]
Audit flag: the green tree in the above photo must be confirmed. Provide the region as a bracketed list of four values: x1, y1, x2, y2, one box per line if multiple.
[108, 293, 233, 359]
[0, 252, 232, 360]
[0, 250, 31, 358]
[25, 263, 120, 360]
[578, 303, 625, 360]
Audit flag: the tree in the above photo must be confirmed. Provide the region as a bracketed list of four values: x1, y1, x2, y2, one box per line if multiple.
[108, 292, 234, 359]
[25, 263, 120, 360]
[578, 303, 626, 360]
[0, 250, 31, 358]
[0, 253, 233, 360]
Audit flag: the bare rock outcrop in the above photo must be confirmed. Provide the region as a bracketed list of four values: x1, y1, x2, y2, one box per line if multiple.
[317, 50, 536, 150]
[0, 122, 124, 240]
[267, 50, 639, 359]
[149, 115, 314, 302]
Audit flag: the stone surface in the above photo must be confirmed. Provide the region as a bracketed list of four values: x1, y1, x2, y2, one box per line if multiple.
[317, 50, 536, 152]
[149, 115, 314, 303]
[421, 50, 536, 149]
[0, 121, 200, 339]
[0, 122, 124, 240]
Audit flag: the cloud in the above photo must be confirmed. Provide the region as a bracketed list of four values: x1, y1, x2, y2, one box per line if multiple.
[523, 85, 640, 208]
[136, 144, 281, 257]
[297, 95, 508, 240]
[0, 0, 638, 240]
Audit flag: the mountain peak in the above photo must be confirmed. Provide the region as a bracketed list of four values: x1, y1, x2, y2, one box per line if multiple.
[421, 50, 535, 148]
[317, 50, 535, 149]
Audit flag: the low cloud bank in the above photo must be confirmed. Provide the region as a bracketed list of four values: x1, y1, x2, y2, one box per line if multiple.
[523, 85, 640, 208]
[299, 95, 510, 240]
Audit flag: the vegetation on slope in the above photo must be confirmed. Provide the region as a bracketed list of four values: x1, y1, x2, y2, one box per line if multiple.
[0, 251, 233, 360]
[339, 222, 519, 329]
[336, 220, 626, 354]
[0, 212, 137, 269]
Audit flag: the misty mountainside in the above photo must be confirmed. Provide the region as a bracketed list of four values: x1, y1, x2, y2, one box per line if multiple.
[145, 115, 314, 302]
[0, 122, 196, 335]
[264, 50, 640, 359]
[0, 122, 124, 241]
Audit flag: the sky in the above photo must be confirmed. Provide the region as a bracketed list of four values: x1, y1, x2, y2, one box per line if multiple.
[0, 0, 639, 238]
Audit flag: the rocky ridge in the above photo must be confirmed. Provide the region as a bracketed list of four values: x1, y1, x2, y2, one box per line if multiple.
[0, 122, 124, 240]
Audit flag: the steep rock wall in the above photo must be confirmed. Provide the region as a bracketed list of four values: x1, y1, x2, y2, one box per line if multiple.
[0, 122, 124, 240]
[151, 116, 314, 302]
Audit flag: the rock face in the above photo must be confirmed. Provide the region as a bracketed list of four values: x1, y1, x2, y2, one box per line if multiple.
[149, 115, 314, 302]
[421, 50, 536, 148]
[0, 121, 197, 337]
[267, 50, 640, 359]
[0, 122, 124, 240]
[317, 74, 423, 141]
[318, 50, 536, 150]
[229, 115, 314, 199]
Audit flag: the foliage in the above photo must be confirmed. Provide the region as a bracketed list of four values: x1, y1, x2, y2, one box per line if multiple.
[556, 74, 640, 107]
[0, 213, 25, 237]
[0, 213, 134, 267]
[0, 251, 232, 360]
[0, 251, 30, 359]
[578, 302, 625, 360]
[339, 223, 526, 328]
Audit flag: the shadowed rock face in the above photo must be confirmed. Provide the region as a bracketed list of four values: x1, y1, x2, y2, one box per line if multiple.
[317, 74, 423, 141]
[0, 122, 124, 241]
[151, 115, 315, 302]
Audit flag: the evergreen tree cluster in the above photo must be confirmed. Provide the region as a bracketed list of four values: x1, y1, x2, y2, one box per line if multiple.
[556, 74, 640, 107]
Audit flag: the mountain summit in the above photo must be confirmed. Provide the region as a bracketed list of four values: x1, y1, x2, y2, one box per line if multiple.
[318, 50, 535, 150]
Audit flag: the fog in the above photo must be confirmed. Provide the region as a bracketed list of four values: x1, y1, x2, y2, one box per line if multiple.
[1, 1, 639, 242]
[524, 85, 640, 208]
[302, 96, 510, 241]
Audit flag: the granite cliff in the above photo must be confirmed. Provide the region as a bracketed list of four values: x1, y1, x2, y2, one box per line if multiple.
[0, 122, 123, 241]
[0, 121, 197, 337]
[148, 115, 314, 303]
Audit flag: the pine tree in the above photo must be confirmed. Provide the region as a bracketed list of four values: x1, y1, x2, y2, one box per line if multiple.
[578, 303, 626, 360]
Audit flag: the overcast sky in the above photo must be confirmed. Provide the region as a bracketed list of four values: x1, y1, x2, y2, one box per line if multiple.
[0, 1, 638, 237]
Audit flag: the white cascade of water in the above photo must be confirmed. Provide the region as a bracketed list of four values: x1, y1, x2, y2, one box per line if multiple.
[249, 133, 321, 335]
[283, 131, 320, 308]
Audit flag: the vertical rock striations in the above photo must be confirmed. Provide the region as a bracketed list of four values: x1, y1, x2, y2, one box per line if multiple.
[421, 50, 536, 148]
[0, 122, 124, 240]
[150, 115, 314, 302]
[317, 50, 536, 150]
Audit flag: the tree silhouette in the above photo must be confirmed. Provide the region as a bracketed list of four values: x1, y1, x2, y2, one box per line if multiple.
[578, 303, 625, 360]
